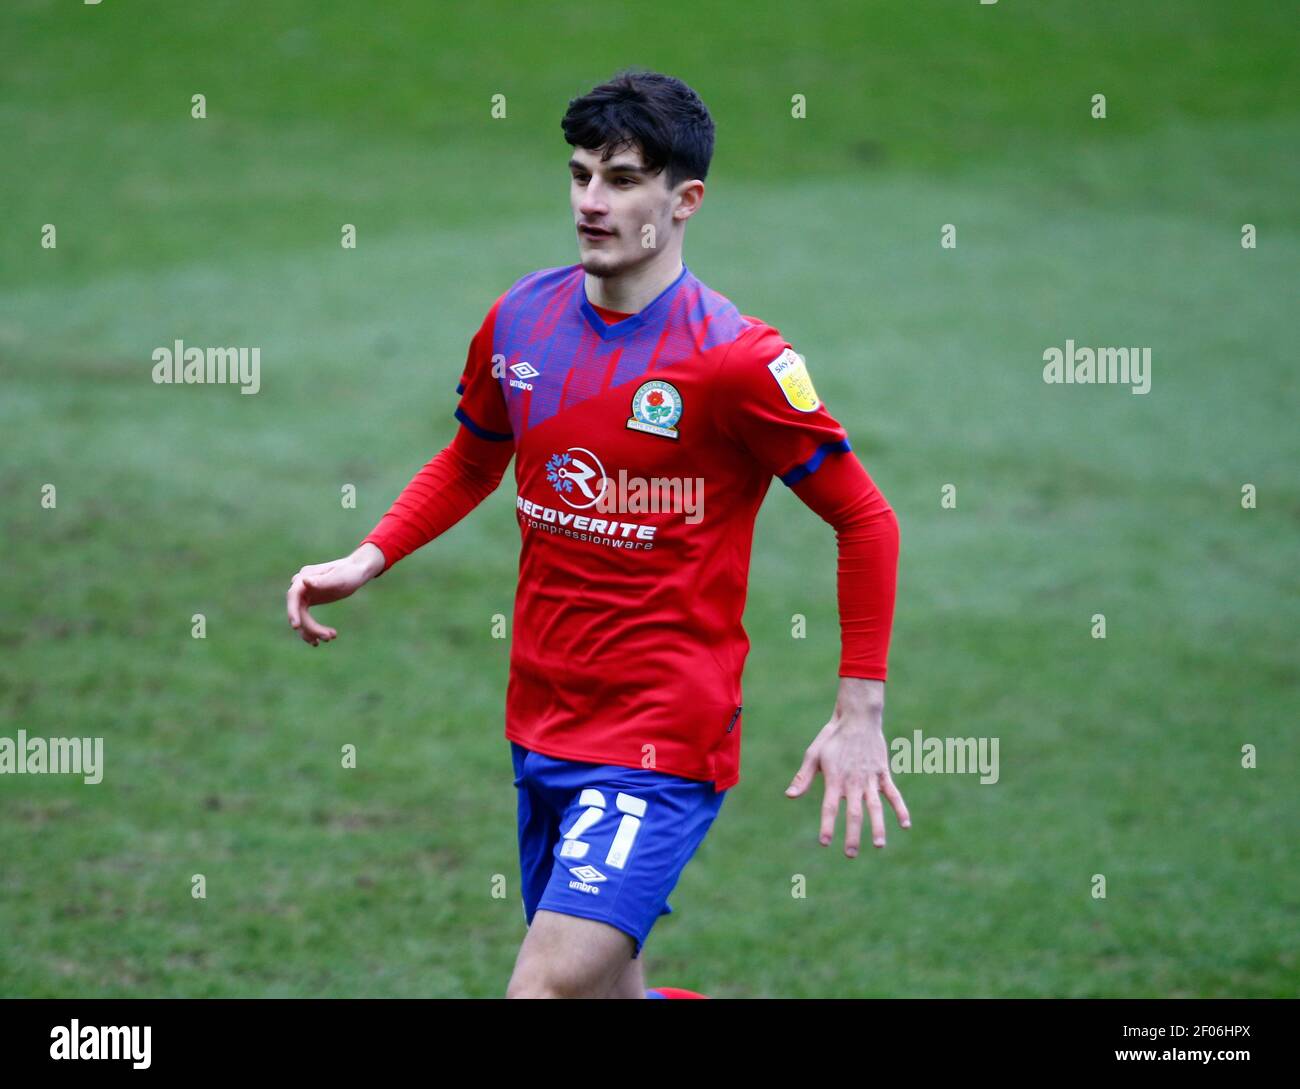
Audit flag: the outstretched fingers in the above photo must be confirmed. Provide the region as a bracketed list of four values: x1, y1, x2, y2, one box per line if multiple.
[880, 774, 911, 831]
[819, 779, 842, 848]
[785, 747, 819, 797]
[865, 778, 886, 849]
[844, 775, 910, 857]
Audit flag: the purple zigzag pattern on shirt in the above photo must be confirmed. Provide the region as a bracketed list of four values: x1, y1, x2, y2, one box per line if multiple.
[492, 264, 747, 436]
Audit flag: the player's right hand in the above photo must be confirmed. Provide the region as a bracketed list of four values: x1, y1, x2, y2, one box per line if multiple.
[285, 544, 385, 646]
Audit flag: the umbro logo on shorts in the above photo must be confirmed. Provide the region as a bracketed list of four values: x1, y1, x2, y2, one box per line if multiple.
[569, 864, 607, 883]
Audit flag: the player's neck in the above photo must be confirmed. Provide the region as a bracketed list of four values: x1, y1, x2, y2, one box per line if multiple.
[584, 252, 684, 315]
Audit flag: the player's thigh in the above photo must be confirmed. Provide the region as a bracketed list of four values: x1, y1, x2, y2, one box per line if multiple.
[507, 909, 635, 998]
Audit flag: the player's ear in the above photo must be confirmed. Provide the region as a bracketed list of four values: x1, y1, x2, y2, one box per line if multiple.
[674, 179, 705, 221]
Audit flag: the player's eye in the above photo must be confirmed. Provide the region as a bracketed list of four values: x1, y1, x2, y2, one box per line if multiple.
[571, 173, 635, 187]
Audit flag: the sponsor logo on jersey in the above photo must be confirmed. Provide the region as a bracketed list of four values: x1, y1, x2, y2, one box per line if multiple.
[516, 495, 658, 545]
[627, 379, 683, 439]
[546, 447, 609, 508]
[766, 347, 820, 412]
[508, 360, 539, 391]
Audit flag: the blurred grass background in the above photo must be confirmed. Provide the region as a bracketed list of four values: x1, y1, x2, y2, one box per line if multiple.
[1, 0, 1296, 996]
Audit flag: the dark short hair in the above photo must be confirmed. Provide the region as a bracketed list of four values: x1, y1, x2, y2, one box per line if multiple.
[561, 68, 715, 189]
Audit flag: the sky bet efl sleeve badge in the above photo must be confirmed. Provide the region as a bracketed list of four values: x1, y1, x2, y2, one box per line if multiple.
[627, 379, 683, 439]
[767, 347, 821, 412]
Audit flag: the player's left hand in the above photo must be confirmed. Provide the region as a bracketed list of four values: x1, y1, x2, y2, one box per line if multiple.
[784, 677, 910, 857]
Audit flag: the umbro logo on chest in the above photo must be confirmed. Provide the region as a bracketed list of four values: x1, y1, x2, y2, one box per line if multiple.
[494, 355, 539, 392]
[507, 362, 538, 391]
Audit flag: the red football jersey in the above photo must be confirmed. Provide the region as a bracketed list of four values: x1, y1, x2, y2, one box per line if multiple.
[441, 263, 867, 791]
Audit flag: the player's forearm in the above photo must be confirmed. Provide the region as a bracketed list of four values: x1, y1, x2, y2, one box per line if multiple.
[359, 427, 513, 571]
[791, 450, 900, 681]
[833, 502, 898, 679]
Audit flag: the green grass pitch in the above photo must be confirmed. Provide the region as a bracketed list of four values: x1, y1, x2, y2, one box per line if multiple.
[1, 0, 1296, 996]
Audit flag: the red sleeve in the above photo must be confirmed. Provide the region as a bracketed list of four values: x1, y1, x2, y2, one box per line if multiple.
[455, 296, 513, 441]
[714, 320, 897, 676]
[714, 322, 850, 485]
[789, 437, 900, 682]
[359, 425, 514, 571]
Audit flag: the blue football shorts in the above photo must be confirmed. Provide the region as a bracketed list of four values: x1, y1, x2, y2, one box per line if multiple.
[511, 741, 728, 958]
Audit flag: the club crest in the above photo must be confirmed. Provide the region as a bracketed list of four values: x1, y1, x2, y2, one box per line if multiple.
[626, 380, 683, 440]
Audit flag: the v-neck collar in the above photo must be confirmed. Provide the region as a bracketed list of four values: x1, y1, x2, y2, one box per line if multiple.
[577, 263, 691, 341]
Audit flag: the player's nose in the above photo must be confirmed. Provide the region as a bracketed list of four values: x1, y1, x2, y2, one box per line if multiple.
[578, 184, 609, 216]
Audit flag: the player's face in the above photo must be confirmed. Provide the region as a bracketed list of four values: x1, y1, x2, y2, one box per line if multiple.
[569, 144, 679, 278]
